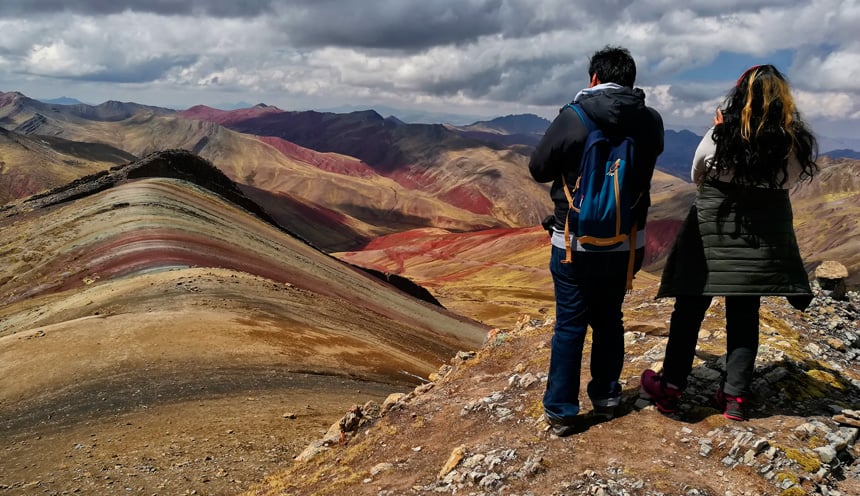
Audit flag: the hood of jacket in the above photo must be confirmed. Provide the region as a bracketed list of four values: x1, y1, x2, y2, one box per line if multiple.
[575, 86, 651, 137]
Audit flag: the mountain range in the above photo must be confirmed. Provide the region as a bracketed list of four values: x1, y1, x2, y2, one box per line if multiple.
[1, 90, 859, 494]
[2, 89, 857, 309]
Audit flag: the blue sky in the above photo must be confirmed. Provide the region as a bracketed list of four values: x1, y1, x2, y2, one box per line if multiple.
[0, 1, 858, 148]
[675, 50, 795, 83]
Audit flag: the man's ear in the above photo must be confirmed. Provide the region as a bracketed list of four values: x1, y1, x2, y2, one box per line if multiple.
[589, 73, 600, 87]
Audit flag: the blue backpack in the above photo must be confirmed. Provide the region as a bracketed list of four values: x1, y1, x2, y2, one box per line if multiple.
[561, 103, 640, 288]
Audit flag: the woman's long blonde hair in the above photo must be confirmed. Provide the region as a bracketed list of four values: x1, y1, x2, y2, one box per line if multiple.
[712, 64, 818, 187]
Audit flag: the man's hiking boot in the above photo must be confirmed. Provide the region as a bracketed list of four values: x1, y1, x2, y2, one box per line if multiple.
[715, 388, 748, 421]
[589, 392, 621, 422]
[640, 369, 682, 414]
[591, 404, 616, 422]
[543, 413, 588, 437]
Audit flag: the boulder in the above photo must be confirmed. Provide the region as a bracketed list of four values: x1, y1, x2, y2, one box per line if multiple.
[815, 261, 849, 300]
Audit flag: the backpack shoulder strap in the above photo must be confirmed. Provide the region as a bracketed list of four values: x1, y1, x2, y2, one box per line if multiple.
[558, 102, 596, 265]
[565, 103, 597, 133]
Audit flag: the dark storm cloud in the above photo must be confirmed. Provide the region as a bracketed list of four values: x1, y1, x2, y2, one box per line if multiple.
[416, 66, 508, 98]
[433, 58, 586, 105]
[621, 0, 790, 23]
[0, 0, 276, 18]
[498, 60, 588, 104]
[272, 0, 637, 51]
[274, 0, 507, 50]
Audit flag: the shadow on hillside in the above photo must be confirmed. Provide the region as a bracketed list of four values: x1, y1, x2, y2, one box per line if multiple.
[477, 168, 503, 180]
[670, 357, 860, 423]
[238, 184, 371, 252]
[339, 203, 441, 230]
[340, 203, 504, 234]
[538, 356, 859, 434]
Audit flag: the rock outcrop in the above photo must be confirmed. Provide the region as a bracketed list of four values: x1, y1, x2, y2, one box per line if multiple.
[815, 260, 850, 301]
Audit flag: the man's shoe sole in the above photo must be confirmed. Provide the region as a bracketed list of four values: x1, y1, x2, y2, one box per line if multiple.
[544, 414, 589, 437]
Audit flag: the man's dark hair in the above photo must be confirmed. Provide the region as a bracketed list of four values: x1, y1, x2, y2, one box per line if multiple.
[589, 46, 636, 87]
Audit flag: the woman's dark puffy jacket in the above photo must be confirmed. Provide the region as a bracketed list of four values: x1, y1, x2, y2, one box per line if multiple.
[657, 180, 812, 307]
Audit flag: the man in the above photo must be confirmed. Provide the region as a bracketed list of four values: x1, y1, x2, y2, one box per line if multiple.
[529, 46, 664, 436]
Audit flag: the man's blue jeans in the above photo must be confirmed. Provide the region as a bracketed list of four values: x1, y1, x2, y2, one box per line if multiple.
[543, 246, 638, 421]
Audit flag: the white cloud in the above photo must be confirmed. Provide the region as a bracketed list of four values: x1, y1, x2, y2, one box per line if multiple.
[792, 44, 860, 93]
[25, 40, 103, 77]
[0, 0, 857, 136]
[794, 89, 860, 120]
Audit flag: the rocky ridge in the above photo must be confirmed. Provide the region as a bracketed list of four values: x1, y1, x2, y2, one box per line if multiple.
[250, 283, 860, 496]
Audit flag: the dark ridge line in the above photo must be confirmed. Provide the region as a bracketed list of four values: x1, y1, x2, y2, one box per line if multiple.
[359, 266, 443, 307]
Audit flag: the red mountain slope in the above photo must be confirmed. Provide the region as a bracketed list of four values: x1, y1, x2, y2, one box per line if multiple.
[179, 103, 284, 125]
[197, 107, 550, 227]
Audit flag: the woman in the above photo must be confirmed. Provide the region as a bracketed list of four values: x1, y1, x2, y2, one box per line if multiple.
[640, 65, 818, 421]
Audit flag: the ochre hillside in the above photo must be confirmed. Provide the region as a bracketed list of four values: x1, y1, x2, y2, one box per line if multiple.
[791, 157, 860, 284]
[0, 126, 134, 204]
[0, 151, 487, 494]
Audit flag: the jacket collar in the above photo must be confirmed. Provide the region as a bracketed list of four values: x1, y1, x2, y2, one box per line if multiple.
[572, 82, 623, 104]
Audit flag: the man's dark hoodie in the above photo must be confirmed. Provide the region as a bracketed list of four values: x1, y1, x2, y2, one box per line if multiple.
[529, 86, 664, 236]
